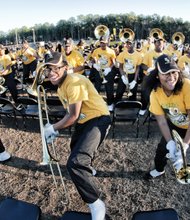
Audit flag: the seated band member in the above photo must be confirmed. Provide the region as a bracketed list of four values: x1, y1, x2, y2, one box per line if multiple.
[43, 52, 111, 220]
[91, 36, 116, 111]
[144, 54, 190, 179]
[0, 138, 11, 162]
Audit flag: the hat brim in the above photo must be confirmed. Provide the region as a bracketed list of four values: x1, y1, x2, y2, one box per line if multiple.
[157, 63, 180, 74]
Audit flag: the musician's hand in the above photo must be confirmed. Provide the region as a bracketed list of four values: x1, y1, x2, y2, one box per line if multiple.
[103, 67, 111, 76]
[129, 80, 137, 89]
[166, 140, 176, 161]
[44, 123, 59, 144]
[147, 67, 154, 75]
[67, 68, 74, 74]
[93, 63, 101, 71]
[121, 75, 129, 85]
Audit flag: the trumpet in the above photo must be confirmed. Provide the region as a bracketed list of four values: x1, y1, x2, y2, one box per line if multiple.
[172, 129, 190, 184]
[37, 84, 69, 204]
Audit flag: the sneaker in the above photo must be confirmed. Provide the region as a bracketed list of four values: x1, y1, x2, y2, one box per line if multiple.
[92, 168, 97, 176]
[108, 104, 114, 112]
[0, 151, 11, 162]
[88, 199, 106, 220]
[144, 169, 165, 180]
[139, 109, 147, 116]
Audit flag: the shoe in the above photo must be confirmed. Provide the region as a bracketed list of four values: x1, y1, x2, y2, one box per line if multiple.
[144, 169, 165, 180]
[88, 199, 106, 220]
[92, 168, 97, 176]
[0, 151, 11, 162]
[139, 109, 147, 116]
[108, 104, 114, 112]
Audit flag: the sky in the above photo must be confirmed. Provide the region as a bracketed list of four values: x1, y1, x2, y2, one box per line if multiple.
[0, 0, 190, 33]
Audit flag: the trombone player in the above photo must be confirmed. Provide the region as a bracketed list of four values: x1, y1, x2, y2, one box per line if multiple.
[43, 52, 111, 220]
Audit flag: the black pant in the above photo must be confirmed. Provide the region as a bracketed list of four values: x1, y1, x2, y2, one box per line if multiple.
[0, 139, 5, 153]
[23, 59, 37, 84]
[66, 115, 111, 203]
[4, 73, 18, 103]
[154, 121, 187, 172]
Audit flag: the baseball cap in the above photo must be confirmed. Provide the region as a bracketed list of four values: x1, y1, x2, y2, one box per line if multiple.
[45, 52, 67, 66]
[64, 38, 74, 47]
[156, 54, 180, 74]
[154, 37, 165, 43]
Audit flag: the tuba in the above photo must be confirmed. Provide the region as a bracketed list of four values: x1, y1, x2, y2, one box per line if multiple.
[172, 32, 185, 46]
[119, 28, 135, 43]
[171, 130, 190, 184]
[149, 28, 164, 39]
[94, 25, 110, 40]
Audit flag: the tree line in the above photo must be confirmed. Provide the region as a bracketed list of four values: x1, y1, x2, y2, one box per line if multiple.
[0, 12, 190, 45]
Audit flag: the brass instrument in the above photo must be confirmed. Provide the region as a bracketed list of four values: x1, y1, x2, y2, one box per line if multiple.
[172, 129, 190, 184]
[149, 28, 164, 39]
[94, 25, 110, 40]
[37, 84, 69, 204]
[0, 76, 7, 95]
[27, 62, 47, 96]
[119, 28, 135, 43]
[172, 32, 185, 46]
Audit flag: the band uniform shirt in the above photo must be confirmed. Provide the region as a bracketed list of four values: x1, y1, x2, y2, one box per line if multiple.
[142, 50, 163, 75]
[64, 50, 85, 75]
[0, 54, 12, 75]
[164, 45, 182, 61]
[57, 73, 110, 124]
[178, 54, 190, 72]
[149, 78, 190, 129]
[19, 47, 37, 65]
[91, 47, 116, 69]
[116, 50, 142, 75]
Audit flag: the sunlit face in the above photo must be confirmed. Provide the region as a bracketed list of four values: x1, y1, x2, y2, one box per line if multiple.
[158, 71, 179, 95]
[47, 64, 67, 85]
[100, 42, 107, 50]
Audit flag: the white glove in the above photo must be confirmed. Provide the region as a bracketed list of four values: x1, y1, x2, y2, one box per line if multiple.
[147, 67, 154, 75]
[166, 140, 176, 161]
[182, 66, 190, 78]
[44, 123, 59, 144]
[121, 75, 129, 85]
[93, 63, 101, 71]
[67, 68, 74, 74]
[103, 67, 111, 76]
[129, 80, 137, 90]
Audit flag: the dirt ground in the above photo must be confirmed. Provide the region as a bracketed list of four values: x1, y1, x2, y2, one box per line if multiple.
[0, 113, 190, 220]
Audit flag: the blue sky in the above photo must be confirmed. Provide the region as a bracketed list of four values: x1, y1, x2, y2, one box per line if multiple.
[0, 0, 190, 32]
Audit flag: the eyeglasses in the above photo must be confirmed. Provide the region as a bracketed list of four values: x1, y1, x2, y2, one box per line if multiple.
[46, 65, 65, 75]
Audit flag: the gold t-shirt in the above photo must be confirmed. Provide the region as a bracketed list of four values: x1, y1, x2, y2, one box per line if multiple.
[57, 73, 110, 124]
[0, 55, 12, 75]
[20, 47, 36, 65]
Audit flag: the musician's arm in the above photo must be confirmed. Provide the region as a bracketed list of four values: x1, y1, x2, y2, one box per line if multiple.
[183, 109, 190, 145]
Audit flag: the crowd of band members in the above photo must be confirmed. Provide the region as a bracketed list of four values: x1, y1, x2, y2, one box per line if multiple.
[1, 35, 190, 113]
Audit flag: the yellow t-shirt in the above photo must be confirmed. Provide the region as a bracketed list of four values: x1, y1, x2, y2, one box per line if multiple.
[20, 47, 37, 65]
[164, 47, 181, 61]
[116, 50, 142, 74]
[64, 50, 85, 75]
[57, 73, 110, 124]
[149, 78, 190, 129]
[177, 54, 190, 70]
[142, 50, 163, 75]
[91, 47, 116, 68]
[0, 55, 12, 75]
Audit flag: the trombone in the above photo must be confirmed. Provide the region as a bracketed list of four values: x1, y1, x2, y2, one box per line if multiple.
[37, 84, 69, 204]
[171, 129, 190, 184]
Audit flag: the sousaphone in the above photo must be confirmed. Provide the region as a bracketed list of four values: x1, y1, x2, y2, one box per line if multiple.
[149, 28, 164, 39]
[172, 32, 185, 45]
[119, 28, 135, 43]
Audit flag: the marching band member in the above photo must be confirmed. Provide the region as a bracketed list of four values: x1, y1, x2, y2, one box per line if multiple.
[91, 36, 116, 111]
[177, 44, 190, 79]
[63, 38, 85, 75]
[0, 138, 11, 162]
[19, 40, 38, 84]
[43, 52, 111, 220]
[140, 37, 165, 115]
[0, 44, 18, 103]
[144, 54, 190, 179]
[115, 38, 142, 102]
[164, 43, 182, 63]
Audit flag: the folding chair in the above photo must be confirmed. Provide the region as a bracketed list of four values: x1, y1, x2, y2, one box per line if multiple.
[112, 100, 142, 138]
[132, 208, 179, 220]
[143, 111, 157, 139]
[0, 97, 18, 128]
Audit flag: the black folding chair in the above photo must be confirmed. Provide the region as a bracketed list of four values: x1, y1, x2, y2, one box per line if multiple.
[112, 100, 142, 138]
